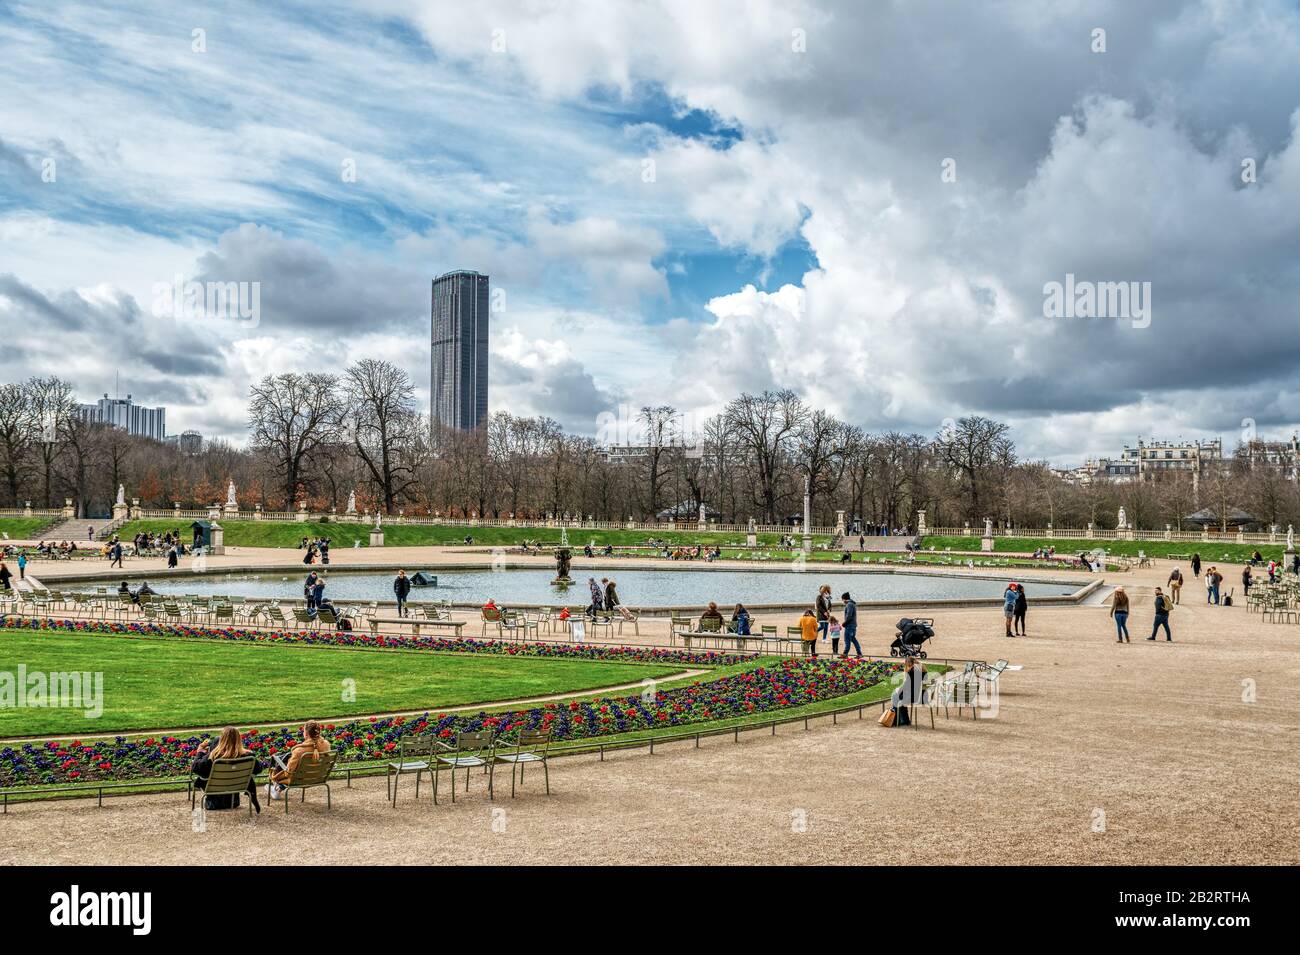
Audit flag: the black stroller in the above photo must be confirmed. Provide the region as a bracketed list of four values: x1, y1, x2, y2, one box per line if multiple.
[889, 617, 934, 659]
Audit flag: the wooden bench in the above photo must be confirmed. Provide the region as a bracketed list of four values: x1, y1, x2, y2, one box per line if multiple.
[367, 617, 465, 638]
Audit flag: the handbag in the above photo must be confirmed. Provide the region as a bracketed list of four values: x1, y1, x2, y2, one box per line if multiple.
[878, 707, 896, 728]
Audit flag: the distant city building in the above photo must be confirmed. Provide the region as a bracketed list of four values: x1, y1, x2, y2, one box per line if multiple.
[430, 270, 489, 431]
[1238, 435, 1299, 480]
[77, 393, 166, 440]
[1065, 438, 1228, 485]
[165, 430, 204, 454]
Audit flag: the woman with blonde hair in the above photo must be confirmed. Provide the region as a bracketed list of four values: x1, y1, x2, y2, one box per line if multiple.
[192, 726, 262, 812]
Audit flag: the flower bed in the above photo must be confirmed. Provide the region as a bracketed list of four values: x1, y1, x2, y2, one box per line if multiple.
[0, 615, 746, 667]
[0, 658, 898, 787]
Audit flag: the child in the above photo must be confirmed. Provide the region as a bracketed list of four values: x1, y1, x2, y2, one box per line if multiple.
[827, 615, 842, 655]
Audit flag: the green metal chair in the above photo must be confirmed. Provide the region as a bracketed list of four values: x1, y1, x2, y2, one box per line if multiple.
[433, 730, 494, 803]
[386, 735, 437, 807]
[274, 751, 338, 813]
[491, 728, 552, 798]
[190, 756, 258, 817]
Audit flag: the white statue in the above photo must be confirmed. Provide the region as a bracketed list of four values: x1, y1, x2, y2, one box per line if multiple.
[116, 484, 125, 505]
[226, 480, 237, 507]
[1288, 525, 1295, 550]
[699, 501, 707, 524]
[346, 490, 357, 514]
[1117, 506, 1127, 529]
[984, 517, 993, 537]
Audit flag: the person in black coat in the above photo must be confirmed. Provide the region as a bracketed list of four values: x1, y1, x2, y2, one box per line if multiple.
[1013, 586, 1028, 635]
[890, 656, 927, 725]
[191, 727, 262, 812]
[393, 569, 411, 617]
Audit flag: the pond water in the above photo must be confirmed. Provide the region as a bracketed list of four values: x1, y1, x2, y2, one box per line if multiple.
[118, 567, 1079, 607]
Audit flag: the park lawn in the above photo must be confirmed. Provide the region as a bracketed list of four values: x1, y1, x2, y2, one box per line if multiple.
[115, 519, 829, 550]
[0, 518, 59, 540]
[920, 535, 1282, 564]
[0, 629, 683, 738]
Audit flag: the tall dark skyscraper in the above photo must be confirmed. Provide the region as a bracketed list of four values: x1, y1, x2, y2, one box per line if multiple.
[430, 270, 489, 431]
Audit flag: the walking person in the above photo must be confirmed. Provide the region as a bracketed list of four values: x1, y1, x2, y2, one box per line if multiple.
[0, 560, 11, 592]
[110, 540, 124, 569]
[827, 615, 842, 655]
[604, 578, 619, 612]
[17, 552, 26, 580]
[1013, 584, 1028, 636]
[586, 577, 602, 618]
[1242, 565, 1253, 597]
[1191, 553, 1202, 578]
[1002, 582, 1018, 637]
[799, 608, 819, 658]
[393, 569, 411, 618]
[1149, 586, 1173, 642]
[840, 592, 862, 657]
[1110, 586, 1130, 642]
[1166, 567, 1183, 604]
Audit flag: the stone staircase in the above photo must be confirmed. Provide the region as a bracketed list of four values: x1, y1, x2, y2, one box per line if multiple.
[36, 515, 118, 541]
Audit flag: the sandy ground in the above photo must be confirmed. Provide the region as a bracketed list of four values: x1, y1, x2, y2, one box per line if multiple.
[2, 556, 1299, 865]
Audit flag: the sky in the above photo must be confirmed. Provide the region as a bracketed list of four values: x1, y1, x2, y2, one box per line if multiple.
[2, 0, 1299, 466]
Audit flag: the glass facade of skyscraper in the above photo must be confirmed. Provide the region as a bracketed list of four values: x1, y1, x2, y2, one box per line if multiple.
[430, 270, 489, 431]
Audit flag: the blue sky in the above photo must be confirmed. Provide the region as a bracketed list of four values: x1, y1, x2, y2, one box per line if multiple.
[3, 0, 1300, 464]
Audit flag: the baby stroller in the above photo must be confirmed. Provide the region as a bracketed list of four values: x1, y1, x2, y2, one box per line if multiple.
[889, 617, 934, 659]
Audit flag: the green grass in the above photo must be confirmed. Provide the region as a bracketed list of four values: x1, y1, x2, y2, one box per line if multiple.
[0, 629, 682, 737]
[0, 517, 58, 540]
[920, 534, 1280, 563]
[114, 519, 830, 550]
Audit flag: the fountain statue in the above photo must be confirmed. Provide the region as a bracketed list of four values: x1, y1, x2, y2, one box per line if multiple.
[553, 545, 573, 585]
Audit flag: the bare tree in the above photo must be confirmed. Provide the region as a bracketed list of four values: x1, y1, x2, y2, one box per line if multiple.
[0, 381, 37, 506]
[247, 373, 344, 508]
[933, 415, 1014, 522]
[725, 390, 807, 523]
[344, 359, 422, 514]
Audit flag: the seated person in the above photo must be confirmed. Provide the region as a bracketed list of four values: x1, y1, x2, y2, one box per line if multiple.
[730, 603, 751, 635]
[840, 551, 851, 564]
[699, 601, 724, 627]
[192, 726, 262, 813]
[136, 581, 156, 597]
[268, 720, 331, 800]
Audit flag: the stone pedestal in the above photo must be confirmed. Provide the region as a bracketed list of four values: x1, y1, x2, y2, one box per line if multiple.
[1045, 522, 1054, 539]
[1086, 522, 1094, 539]
[112, 501, 128, 522]
[62, 498, 74, 518]
[1286, 547, 1296, 573]
[208, 522, 225, 556]
[223, 504, 239, 520]
[296, 504, 309, 523]
[254, 504, 263, 521]
[915, 510, 925, 535]
[23, 501, 32, 518]
[980, 536, 995, 552]
[369, 529, 385, 547]
[746, 532, 757, 547]
[173, 502, 182, 519]
[835, 510, 846, 535]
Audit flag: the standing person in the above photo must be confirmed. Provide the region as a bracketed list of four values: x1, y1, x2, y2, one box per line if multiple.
[1167, 567, 1183, 604]
[1002, 583, 1018, 637]
[827, 615, 842, 655]
[815, 585, 832, 642]
[1149, 586, 1173, 642]
[1013, 584, 1028, 636]
[1191, 553, 1202, 578]
[0, 560, 11, 591]
[1293, 553, 1299, 576]
[17, 552, 27, 580]
[1267, 559, 1277, 584]
[110, 540, 124, 569]
[304, 571, 319, 610]
[799, 608, 819, 658]
[841, 592, 862, 658]
[889, 656, 926, 725]
[310, 578, 327, 616]
[1242, 565, 1253, 597]
[586, 577, 602, 618]
[1206, 566, 1222, 605]
[86, 525, 93, 541]
[858, 534, 865, 552]
[393, 569, 411, 617]
[167, 544, 178, 569]
[1110, 586, 1130, 642]
[604, 578, 619, 611]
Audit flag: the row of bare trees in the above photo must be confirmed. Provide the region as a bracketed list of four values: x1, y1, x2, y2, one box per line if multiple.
[2, 371, 1298, 530]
